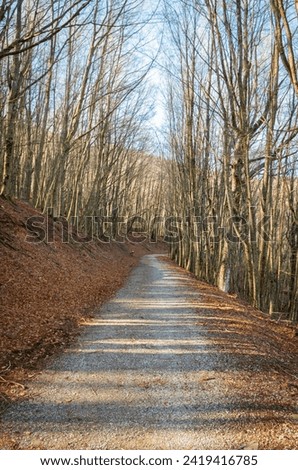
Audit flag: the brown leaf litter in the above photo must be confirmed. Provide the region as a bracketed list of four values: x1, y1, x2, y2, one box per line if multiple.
[0, 196, 164, 410]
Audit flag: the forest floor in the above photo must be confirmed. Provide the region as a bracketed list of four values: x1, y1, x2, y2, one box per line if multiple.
[0, 198, 298, 449]
[0, 196, 164, 418]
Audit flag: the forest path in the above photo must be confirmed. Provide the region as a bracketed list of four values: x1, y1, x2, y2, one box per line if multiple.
[1, 255, 297, 449]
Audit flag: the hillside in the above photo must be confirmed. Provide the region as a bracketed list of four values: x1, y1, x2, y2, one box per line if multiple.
[0, 197, 164, 406]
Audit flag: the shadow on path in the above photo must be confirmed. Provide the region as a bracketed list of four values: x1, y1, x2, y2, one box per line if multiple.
[1, 255, 297, 449]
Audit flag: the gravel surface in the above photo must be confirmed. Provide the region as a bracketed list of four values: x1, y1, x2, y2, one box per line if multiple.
[1, 255, 297, 449]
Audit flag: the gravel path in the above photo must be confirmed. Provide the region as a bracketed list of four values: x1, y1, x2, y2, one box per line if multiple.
[1, 255, 297, 449]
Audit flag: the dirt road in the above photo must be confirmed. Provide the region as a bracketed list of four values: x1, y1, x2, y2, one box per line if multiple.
[1, 255, 297, 449]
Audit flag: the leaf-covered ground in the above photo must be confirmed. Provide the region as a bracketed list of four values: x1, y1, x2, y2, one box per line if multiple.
[0, 197, 297, 449]
[0, 196, 163, 409]
[0, 254, 297, 450]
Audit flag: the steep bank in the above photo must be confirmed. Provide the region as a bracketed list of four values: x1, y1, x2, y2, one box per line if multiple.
[0, 197, 164, 406]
